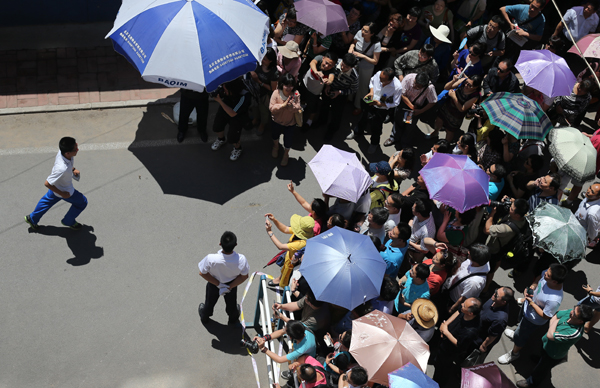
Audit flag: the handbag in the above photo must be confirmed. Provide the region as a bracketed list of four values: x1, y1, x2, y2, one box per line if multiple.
[295, 108, 303, 127]
[461, 349, 485, 367]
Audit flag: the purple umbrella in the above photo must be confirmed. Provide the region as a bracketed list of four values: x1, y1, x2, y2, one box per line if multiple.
[420, 153, 489, 212]
[461, 362, 516, 388]
[515, 50, 577, 97]
[308, 145, 371, 203]
[295, 0, 349, 36]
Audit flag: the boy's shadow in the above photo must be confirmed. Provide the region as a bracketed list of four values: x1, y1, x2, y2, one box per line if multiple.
[34, 225, 104, 266]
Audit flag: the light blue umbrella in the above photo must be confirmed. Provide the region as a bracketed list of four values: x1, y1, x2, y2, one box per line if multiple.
[388, 362, 439, 388]
[299, 226, 386, 310]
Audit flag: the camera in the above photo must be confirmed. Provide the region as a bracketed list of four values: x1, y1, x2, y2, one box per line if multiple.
[240, 339, 259, 354]
[490, 197, 512, 212]
[209, 85, 225, 98]
[467, 105, 484, 117]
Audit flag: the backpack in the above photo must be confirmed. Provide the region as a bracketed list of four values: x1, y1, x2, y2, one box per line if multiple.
[312, 365, 339, 388]
[502, 220, 533, 263]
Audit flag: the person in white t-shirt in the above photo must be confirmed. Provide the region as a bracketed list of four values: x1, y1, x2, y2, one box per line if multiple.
[498, 264, 567, 365]
[198, 231, 250, 325]
[25, 137, 88, 231]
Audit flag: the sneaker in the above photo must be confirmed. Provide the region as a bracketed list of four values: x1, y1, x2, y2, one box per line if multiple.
[281, 370, 291, 380]
[346, 130, 355, 140]
[24, 215, 39, 230]
[230, 147, 242, 161]
[61, 221, 82, 230]
[498, 350, 520, 364]
[504, 328, 515, 340]
[383, 137, 395, 147]
[516, 380, 531, 388]
[368, 144, 378, 154]
[211, 137, 226, 151]
[587, 238, 599, 249]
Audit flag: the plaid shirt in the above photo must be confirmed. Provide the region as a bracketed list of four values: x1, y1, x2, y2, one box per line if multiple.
[394, 50, 440, 83]
[330, 59, 359, 96]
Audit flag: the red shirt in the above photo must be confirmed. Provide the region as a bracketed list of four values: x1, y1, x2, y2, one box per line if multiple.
[423, 258, 447, 295]
[591, 129, 600, 174]
[303, 356, 327, 388]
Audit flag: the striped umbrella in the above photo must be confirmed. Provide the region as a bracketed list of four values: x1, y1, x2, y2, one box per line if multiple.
[480, 92, 553, 141]
[549, 126, 597, 182]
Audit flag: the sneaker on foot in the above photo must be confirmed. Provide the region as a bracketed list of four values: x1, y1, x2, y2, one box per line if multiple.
[61, 221, 82, 230]
[498, 350, 519, 364]
[516, 380, 531, 388]
[504, 328, 515, 340]
[346, 130, 355, 140]
[368, 144, 378, 154]
[211, 137, 226, 151]
[383, 137, 395, 147]
[281, 370, 291, 380]
[230, 148, 242, 161]
[25, 215, 39, 230]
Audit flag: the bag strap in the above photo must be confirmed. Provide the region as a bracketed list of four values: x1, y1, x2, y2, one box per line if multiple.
[518, 12, 543, 29]
[411, 83, 430, 106]
[448, 271, 487, 292]
[359, 41, 375, 56]
[468, 0, 481, 21]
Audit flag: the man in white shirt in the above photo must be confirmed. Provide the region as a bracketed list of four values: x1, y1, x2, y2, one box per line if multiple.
[347, 68, 403, 154]
[359, 206, 389, 242]
[408, 199, 436, 262]
[25, 137, 88, 231]
[575, 183, 600, 247]
[444, 243, 491, 315]
[198, 231, 250, 325]
[498, 264, 567, 365]
[552, 2, 600, 49]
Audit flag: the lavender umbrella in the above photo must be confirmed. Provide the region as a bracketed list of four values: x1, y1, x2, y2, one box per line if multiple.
[389, 362, 439, 388]
[420, 153, 489, 212]
[308, 145, 372, 203]
[294, 0, 349, 36]
[515, 50, 577, 97]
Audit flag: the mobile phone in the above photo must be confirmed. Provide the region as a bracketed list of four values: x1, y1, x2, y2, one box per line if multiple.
[324, 336, 333, 347]
[363, 95, 373, 103]
[526, 287, 534, 296]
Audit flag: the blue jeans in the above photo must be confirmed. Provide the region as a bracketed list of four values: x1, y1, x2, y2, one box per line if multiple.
[30, 189, 88, 226]
[513, 305, 543, 348]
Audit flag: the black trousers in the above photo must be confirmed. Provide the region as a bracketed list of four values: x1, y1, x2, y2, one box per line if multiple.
[392, 101, 421, 149]
[357, 103, 389, 145]
[321, 92, 347, 140]
[178, 91, 209, 134]
[526, 349, 564, 386]
[203, 281, 239, 320]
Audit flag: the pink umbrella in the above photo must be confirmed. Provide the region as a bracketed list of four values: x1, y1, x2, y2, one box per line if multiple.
[420, 153, 489, 212]
[461, 362, 516, 388]
[568, 33, 600, 59]
[350, 310, 430, 385]
[294, 0, 349, 36]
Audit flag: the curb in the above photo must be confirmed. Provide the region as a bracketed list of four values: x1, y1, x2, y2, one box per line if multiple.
[0, 97, 180, 116]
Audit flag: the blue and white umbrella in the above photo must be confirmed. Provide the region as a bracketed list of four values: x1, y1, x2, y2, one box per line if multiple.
[106, 0, 269, 92]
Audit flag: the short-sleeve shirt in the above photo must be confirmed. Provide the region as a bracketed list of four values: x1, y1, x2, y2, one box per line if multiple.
[466, 25, 506, 52]
[286, 324, 317, 361]
[524, 269, 563, 325]
[297, 296, 330, 333]
[486, 218, 526, 254]
[562, 7, 599, 42]
[450, 48, 483, 79]
[441, 313, 481, 358]
[381, 239, 409, 277]
[303, 55, 336, 95]
[279, 13, 310, 37]
[476, 298, 509, 346]
[423, 258, 447, 295]
[395, 272, 431, 313]
[255, 64, 280, 96]
[489, 179, 505, 201]
[398, 24, 422, 50]
[505, 5, 546, 36]
[47, 151, 75, 198]
[286, 238, 307, 264]
[410, 216, 436, 251]
[223, 91, 251, 114]
[457, 0, 487, 20]
[198, 250, 250, 284]
[447, 259, 490, 302]
[354, 30, 382, 59]
[542, 309, 584, 359]
[401, 73, 437, 108]
[304, 356, 327, 387]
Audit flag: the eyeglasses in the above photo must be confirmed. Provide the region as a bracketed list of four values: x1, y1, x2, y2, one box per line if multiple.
[498, 68, 509, 73]
[493, 289, 499, 298]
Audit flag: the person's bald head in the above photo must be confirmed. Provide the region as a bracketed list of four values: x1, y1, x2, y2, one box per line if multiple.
[585, 183, 600, 201]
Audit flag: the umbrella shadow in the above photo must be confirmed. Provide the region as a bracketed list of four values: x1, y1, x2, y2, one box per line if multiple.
[128, 105, 306, 204]
[575, 329, 600, 369]
[585, 248, 600, 265]
[562, 269, 589, 301]
[34, 225, 104, 266]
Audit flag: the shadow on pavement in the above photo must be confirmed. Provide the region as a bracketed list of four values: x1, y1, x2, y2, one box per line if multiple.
[200, 317, 248, 356]
[129, 105, 307, 205]
[576, 329, 600, 369]
[34, 225, 104, 266]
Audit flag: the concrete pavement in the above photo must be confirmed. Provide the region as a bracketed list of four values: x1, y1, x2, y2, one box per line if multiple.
[1, 103, 599, 388]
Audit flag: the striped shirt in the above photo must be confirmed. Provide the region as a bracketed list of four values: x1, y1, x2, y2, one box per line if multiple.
[330, 59, 359, 96]
[542, 309, 584, 359]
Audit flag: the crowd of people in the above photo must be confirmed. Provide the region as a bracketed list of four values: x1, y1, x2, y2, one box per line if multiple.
[185, 1, 600, 388]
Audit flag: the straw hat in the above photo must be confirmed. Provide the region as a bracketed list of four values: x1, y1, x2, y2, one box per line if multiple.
[429, 24, 452, 44]
[411, 298, 439, 329]
[290, 214, 315, 240]
[279, 41, 300, 59]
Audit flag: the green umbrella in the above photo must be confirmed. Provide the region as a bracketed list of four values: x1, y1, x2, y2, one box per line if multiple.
[526, 202, 587, 263]
[480, 92, 553, 140]
[549, 126, 597, 183]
